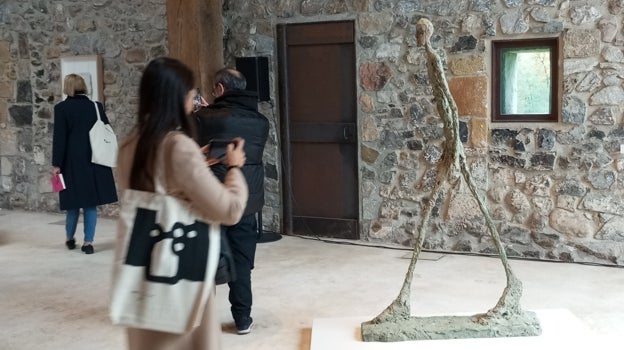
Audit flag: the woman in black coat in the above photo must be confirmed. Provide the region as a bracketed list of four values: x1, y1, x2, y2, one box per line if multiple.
[52, 74, 118, 254]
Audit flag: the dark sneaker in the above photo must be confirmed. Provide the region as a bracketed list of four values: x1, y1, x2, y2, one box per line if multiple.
[236, 317, 253, 335]
[65, 239, 76, 250]
[81, 245, 94, 254]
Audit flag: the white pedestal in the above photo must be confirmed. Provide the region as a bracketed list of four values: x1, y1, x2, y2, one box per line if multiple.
[310, 309, 616, 350]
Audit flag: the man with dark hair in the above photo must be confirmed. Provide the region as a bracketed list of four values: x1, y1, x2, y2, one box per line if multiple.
[195, 67, 270, 335]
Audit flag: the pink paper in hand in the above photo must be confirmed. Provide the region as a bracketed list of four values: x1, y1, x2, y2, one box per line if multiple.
[51, 173, 66, 192]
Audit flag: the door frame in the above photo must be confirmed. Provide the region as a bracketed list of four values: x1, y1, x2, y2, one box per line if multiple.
[277, 23, 294, 235]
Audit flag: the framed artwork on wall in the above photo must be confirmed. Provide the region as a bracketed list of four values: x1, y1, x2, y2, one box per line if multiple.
[60, 55, 104, 102]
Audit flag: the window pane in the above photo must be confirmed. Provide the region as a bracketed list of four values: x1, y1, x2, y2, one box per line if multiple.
[500, 48, 551, 115]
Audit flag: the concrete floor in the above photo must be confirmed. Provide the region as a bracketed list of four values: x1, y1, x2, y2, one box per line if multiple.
[1, 209, 623, 350]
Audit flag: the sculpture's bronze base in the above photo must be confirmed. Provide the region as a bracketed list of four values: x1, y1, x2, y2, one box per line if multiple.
[361, 311, 542, 342]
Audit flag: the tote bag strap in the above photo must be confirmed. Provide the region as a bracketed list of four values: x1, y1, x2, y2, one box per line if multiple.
[153, 133, 172, 195]
[153, 131, 184, 195]
[93, 101, 102, 122]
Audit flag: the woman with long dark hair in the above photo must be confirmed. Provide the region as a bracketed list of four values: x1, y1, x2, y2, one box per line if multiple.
[115, 57, 248, 349]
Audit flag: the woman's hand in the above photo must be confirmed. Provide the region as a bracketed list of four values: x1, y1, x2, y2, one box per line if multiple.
[199, 96, 209, 108]
[225, 137, 246, 168]
[52, 166, 61, 175]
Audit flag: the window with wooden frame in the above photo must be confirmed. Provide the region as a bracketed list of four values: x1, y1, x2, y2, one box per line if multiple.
[491, 37, 562, 122]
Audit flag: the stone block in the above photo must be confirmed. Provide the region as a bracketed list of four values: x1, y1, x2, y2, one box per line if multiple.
[375, 43, 401, 59]
[491, 128, 519, 147]
[359, 36, 377, 50]
[469, 117, 487, 148]
[459, 120, 468, 143]
[361, 116, 378, 142]
[491, 154, 526, 169]
[0, 98, 7, 126]
[529, 152, 556, 171]
[570, 5, 601, 25]
[368, 219, 393, 239]
[16, 80, 32, 103]
[353, 0, 370, 12]
[0, 81, 14, 98]
[4, 62, 16, 80]
[125, 48, 146, 63]
[610, 0, 624, 15]
[530, 7, 553, 22]
[447, 192, 481, 221]
[0, 41, 10, 61]
[0, 156, 12, 175]
[17, 33, 28, 59]
[588, 170, 616, 190]
[564, 29, 601, 58]
[9, 105, 32, 126]
[581, 191, 624, 215]
[358, 13, 393, 35]
[406, 139, 423, 150]
[590, 86, 624, 106]
[500, 9, 529, 34]
[449, 56, 485, 76]
[549, 208, 596, 238]
[450, 35, 477, 53]
[1, 175, 13, 192]
[359, 62, 392, 91]
[76, 19, 96, 32]
[556, 195, 577, 212]
[448, 76, 487, 117]
[595, 217, 624, 241]
[33, 145, 46, 165]
[537, 128, 556, 150]
[359, 93, 374, 113]
[39, 175, 53, 194]
[46, 46, 61, 59]
[0, 128, 17, 156]
[361, 145, 379, 164]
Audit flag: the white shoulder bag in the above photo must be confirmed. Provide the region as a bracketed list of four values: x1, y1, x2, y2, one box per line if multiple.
[89, 101, 118, 167]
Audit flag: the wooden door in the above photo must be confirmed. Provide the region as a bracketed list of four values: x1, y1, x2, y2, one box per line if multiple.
[277, 21, 359, 239]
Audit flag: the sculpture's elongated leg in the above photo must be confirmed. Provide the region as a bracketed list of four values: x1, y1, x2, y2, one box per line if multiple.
[366, 164, 453, 323]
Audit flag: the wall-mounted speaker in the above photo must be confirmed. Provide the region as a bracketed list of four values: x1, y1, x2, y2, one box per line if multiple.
[235, 56, 270, 102]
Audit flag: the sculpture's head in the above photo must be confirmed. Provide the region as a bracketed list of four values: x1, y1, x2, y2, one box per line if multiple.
[416, 18, 433, 47]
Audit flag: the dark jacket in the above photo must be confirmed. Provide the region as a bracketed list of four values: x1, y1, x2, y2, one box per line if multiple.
[195, 90, 269, 216]
[52, 95, 118, 210]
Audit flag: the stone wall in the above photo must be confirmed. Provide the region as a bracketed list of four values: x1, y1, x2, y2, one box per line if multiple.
[0, 0, 168, 214]
[2, 0, 624, 266]
[222, 0, 624, 266]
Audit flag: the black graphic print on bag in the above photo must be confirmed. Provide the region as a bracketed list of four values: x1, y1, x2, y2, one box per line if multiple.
[125, 208, 209, 284]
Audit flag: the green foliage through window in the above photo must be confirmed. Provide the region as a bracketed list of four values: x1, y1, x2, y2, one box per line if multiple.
[501, 48, 551, 115]
[492, 37, 561, 123]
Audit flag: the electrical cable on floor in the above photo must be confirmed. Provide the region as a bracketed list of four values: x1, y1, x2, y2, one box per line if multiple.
[259, 230, 623, 269]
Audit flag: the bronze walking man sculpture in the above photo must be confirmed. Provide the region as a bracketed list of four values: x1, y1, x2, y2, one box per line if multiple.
[361, 18, 541, 342]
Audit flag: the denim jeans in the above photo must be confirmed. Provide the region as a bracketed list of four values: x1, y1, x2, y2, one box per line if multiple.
[66, 207, 97, 243]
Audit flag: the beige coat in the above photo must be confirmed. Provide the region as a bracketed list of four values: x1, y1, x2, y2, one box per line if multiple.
[116, 131, 248, 350]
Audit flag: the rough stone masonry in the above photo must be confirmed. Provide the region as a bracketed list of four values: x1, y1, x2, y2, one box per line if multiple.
[2, 0, 624, 266]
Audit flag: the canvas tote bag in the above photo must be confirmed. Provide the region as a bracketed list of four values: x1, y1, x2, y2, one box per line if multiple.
[89, 101, 118, 167]
[110, 158, 220, 334]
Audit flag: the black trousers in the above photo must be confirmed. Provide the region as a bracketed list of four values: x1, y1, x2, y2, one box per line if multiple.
[224, 213, 257, 324]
